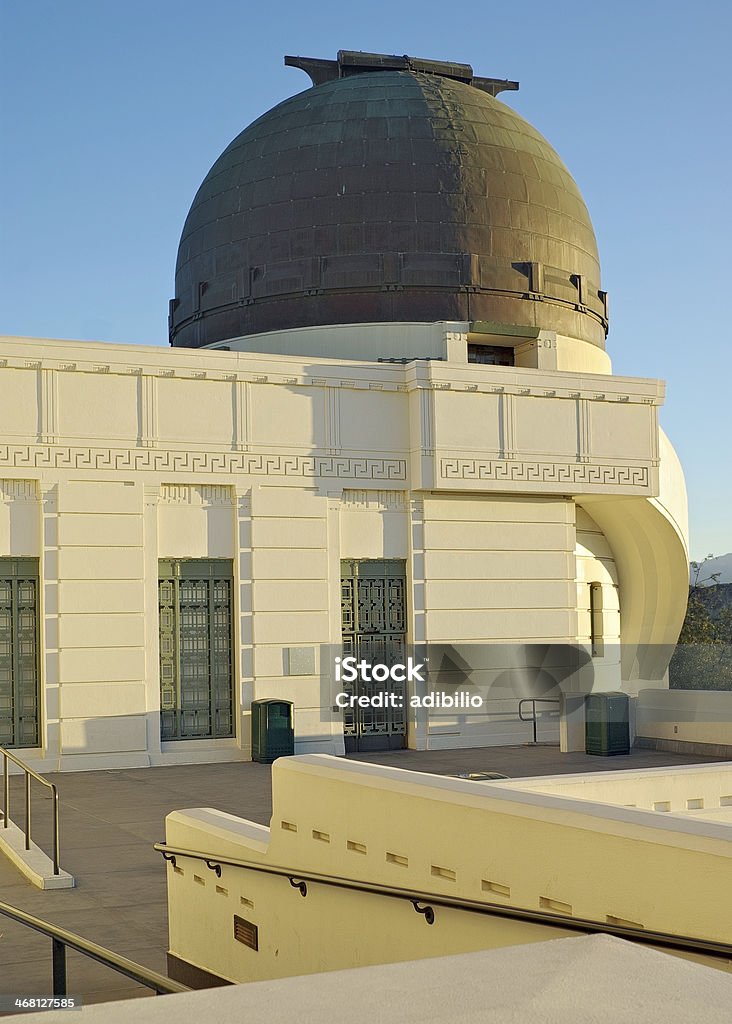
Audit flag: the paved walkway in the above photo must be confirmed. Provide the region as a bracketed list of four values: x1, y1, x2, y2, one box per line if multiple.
[0, 746, 726, 1008]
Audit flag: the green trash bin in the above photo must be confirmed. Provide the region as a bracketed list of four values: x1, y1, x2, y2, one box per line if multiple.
[251, 699, 294, 764]
[585, 693, 630, 756]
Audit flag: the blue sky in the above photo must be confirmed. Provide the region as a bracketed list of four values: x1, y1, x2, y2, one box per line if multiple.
[2, 0, 730, 559]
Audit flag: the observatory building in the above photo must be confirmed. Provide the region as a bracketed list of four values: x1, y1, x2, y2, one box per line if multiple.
[0, 51, 688, 770]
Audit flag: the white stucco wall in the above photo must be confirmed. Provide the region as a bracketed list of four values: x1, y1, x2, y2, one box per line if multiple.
[0, 329, 686, 768]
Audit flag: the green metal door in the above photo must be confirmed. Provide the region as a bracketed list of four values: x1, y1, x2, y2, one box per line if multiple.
[0, 559, 40, 748]
[159, 559, 234, 741]
[340, 559, 407, 752]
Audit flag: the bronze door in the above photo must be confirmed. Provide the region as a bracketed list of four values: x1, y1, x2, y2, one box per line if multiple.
[340, 559, 407, 752]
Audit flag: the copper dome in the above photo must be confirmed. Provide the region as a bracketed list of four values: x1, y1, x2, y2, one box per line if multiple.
[170, 52, 607, 349]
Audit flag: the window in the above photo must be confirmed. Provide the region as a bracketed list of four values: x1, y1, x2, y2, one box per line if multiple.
[589, 582, 604, 658]
[0, 559, 40, 748]
[467, 343, 514, 366]
[158, 559, 234, 740]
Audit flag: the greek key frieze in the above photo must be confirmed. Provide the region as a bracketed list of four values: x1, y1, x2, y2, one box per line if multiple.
[0, 444, 407, 481]
[439, 458, 649, 488]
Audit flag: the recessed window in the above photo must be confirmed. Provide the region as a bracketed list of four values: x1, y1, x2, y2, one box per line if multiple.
[159, 559, 234, 740]
[589, 582, 604, 657]
[467, 344, 514, 366]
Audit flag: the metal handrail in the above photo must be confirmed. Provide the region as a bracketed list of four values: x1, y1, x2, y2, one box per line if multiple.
[518, 698, 561, 744]
[1, 746, 60, 874]
[154, 841, 732, 964]
[0, 899, 189, 996]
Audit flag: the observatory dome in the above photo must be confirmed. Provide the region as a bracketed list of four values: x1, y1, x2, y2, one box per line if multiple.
[170, 51, 607, 350]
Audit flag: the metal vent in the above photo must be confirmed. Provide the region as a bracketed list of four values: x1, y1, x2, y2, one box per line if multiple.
[233, 915, 259, 951]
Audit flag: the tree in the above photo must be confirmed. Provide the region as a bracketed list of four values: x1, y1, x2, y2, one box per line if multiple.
[669, 555, 732, 690]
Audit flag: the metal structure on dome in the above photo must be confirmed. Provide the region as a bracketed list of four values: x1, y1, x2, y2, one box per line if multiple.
[170, 51, 607, 350]
[284, 50, 520, 96]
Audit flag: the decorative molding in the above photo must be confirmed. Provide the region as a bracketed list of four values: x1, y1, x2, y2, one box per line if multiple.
[139, 375, 157, 449]
[0, 356, 665, 403]
[419, 389, 434, 455]
[439, 458, 650, 489]
[325, 387, 341, 454]
[500, 393, 516, 460]
[143, 484, 161, 508]
[0, 444, 407, 481]
[341, 489, 408, 511]
[40, 368, 58, 444]
[159, 484, 234, 506]
[650, 406, 660, 462]
[577, 398, 591, 464]
[233, 380, 250, 452]
[0, 478, 38, 501]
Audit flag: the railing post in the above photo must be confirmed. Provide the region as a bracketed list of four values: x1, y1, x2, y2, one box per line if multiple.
[51, 938, 67, 996]
[2, 753, 7, 829]
[25, 771, 31, 850]
[532, 700, 538, 744]
[52, 787, 60, 875]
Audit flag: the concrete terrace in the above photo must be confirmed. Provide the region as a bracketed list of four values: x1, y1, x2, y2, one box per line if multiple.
[0, 745, 728, 1009]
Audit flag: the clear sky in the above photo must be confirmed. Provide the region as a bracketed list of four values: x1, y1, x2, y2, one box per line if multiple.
[2, 0, 730, 560]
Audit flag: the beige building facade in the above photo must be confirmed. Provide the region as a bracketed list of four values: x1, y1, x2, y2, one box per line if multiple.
[0, 50, 690, 770]
[0, 319, 687, 770]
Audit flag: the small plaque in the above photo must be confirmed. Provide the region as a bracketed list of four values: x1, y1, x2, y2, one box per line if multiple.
[286, 646, 316, 676]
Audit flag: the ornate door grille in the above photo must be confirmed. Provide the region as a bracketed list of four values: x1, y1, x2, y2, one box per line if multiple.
[159, 559, 234, 741]
[0, 559, 40, 748]
[340, 559, 407, 752]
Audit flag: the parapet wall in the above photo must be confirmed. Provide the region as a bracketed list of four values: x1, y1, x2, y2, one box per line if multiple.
[636, 688, 732, 758]
[164, 755, 732, 984]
